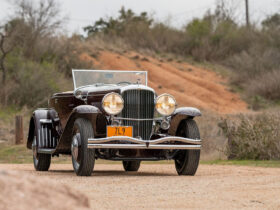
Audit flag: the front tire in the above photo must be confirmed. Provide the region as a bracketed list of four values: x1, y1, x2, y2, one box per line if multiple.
[71, 118, 95, 176]
[174, 118, 200, 176]
[32, 136, 51, 171]
[122, 161, 141, 171]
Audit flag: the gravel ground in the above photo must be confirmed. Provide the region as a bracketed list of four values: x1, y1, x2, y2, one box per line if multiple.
[1, 163, 280, 210]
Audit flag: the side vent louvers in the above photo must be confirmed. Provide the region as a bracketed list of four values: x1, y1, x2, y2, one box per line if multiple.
[38, 120, 57, 149]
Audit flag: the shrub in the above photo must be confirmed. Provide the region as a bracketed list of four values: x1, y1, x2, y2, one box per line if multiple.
[225, 47, 280, 85]
[247, 70, 280, 100]
[196, 111, 227, 160]
[5, 55, 60, 108]
[52, 37, 94, 77]
[219, 113, 280, 160]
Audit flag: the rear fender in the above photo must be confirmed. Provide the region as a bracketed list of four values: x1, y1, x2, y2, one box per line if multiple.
[55, 105, 103, 153]
[168, 107, 201, 136]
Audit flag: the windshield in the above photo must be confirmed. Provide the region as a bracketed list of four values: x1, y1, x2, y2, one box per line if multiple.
[72, 70, 147, 90]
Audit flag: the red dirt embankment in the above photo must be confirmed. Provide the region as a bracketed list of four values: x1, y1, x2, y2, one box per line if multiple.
[81, 51, 247, 114]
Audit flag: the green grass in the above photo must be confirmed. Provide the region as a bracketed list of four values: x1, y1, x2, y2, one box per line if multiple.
[201, 159, 280, 168]
[0, 144, 33, 163]
[0, 106, 21, 122]
[0, 144, 72, 164]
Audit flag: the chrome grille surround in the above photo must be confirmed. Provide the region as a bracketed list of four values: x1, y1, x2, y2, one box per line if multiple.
[121, 88, 155, 140]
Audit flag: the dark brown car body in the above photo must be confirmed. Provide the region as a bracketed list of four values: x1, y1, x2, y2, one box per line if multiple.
[27, 70, 202, 176]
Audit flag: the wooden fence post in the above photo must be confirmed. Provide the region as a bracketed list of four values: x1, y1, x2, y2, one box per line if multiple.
[15, 115, 24, 145]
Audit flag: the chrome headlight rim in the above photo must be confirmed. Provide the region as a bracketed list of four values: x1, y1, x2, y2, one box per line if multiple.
[155, 93, 177, 116]
[102, 92, 124, 115]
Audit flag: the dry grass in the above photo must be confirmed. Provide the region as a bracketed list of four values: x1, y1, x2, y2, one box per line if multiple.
[220, 111, 280, 160]
[247, 70, 280, 100]
[197, 111, 227, 160]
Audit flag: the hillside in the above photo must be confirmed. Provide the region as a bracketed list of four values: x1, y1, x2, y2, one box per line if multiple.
[81, 50, 247, 114]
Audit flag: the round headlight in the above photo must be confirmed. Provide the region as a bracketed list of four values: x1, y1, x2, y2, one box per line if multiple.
[102, 93, 124, 115]
[155, 94, 176, 116]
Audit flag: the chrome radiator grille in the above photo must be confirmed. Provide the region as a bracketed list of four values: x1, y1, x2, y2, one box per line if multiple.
[121, 89, 155, 140]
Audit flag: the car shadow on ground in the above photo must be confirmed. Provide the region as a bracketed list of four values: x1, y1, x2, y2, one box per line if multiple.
[46, 169, 176, 177]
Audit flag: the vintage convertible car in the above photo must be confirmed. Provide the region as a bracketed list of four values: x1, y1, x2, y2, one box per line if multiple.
[27, 70, 202, 176]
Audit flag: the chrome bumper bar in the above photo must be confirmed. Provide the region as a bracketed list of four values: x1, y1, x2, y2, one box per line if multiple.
[88, 136, 201, 150]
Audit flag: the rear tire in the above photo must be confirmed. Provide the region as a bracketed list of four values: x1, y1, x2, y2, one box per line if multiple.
[122, 161, 141, 171]
[174, 118, 200, 176]
[32, 136, 51, 171]
[71, 118, 95, 176]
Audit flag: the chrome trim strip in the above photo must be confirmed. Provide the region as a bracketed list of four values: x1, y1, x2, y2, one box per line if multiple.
[88, 136, 201, 145]
[40, 119, 52, 123]
[37, 148, 56, 154]
[41, 126, 44, 147]
[88, 144, 201, 150]
[38, 129, 41, 148]
[45, 127, 47, 148]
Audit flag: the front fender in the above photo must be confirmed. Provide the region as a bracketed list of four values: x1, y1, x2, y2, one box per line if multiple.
[72, 105, 100, 114]
[27, 109, 58, 149]
[55, 105, 102, 153]
[168, 107, 201, 136]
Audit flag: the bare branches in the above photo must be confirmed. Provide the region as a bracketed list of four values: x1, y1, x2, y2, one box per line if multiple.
[0, 31, 7, 84]
[6, 0, 64, 58]
[0, 21, 21, 85]
[215, 0, 240, 22]
[0, 22, 21, 105]
[13, 0, 63, 37]
[0, 0, 63, 88]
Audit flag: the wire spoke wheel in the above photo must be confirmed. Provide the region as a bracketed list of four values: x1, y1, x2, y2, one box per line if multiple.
[71, 118, 95, 176]
[32, 135, 51, 171]
[71, 130, 81, 170]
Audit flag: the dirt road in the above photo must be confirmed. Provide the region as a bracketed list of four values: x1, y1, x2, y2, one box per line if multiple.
[1, 163, 279, 209]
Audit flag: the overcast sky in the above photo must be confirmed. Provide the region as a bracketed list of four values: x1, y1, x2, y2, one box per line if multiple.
[0, 0, 279, 34]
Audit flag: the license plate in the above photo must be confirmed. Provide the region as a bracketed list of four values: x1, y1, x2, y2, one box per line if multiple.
[107, 126, 133, 137]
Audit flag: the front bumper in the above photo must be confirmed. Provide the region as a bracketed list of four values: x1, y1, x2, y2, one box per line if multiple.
[88, 136, 201, 150]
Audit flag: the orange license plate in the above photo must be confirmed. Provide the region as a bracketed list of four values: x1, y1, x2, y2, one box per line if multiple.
[107, 126, 133, 137]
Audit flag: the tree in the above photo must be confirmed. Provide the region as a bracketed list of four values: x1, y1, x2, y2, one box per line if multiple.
[14, 0, 62, 36]
[84, 7, 153, 36]
[0, 0, 63, 106]
[12, 0, 64, 59]
[0, 19, 24, 83]
[0, 19, 23, 104]
[262, 13, 280, 29]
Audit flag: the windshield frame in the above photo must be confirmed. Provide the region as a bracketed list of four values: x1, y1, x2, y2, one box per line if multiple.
[72, 69, 148, 90]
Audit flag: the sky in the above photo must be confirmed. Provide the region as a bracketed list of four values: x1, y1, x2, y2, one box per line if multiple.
[0, 0, 279, 34]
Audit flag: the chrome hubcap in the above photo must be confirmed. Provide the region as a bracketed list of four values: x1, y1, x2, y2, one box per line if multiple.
[71, 133, 80, 163]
